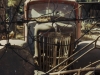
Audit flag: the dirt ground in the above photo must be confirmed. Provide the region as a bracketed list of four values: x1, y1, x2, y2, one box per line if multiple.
[81, 33, 100, 41]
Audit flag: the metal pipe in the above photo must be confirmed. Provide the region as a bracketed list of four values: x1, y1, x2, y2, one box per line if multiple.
[59, 47, 95, 71]
[46, 36, 100, 73]
[83, 60, 100, 69]
[59, 36, 100, 71]
[49, 67, 100, 75]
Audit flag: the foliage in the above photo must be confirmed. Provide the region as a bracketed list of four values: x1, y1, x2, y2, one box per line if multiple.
[8, 0, 24, 7]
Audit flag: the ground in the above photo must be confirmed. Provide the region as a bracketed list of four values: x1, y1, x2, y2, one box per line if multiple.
[0, 25, 35, 75]
[81, 27, 100, 41]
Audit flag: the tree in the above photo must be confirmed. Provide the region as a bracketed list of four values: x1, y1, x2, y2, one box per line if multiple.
[8, 0, 20, 7]
[7, 0, 24, 38]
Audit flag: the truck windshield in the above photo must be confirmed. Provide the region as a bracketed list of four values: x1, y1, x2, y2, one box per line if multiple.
[28, 3, 75, 19]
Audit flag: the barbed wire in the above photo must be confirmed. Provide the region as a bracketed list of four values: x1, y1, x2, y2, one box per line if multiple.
[0, 0, 100, 72]
[0, 1, 100, 48]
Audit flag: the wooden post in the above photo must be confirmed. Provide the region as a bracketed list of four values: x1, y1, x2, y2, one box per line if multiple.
[76, 4, 81, 39]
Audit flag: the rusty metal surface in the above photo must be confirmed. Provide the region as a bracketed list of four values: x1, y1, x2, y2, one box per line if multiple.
[37, 32, 75, 72]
